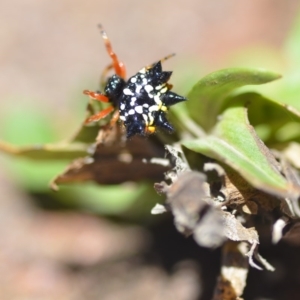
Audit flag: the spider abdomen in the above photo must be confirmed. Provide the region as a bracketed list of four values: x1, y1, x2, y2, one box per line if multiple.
[118, 62, 186, 138]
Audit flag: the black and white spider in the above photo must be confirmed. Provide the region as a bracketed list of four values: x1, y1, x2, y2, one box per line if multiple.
[84, 25, 186, 138]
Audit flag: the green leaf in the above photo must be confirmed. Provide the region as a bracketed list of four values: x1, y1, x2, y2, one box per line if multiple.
[226, 92, 300, 144]
[182, 102, 296, 197]
[1, 158, 67, 192]
[70, 125, 100, 144]
[0, 140, 88, 160]
[0, 100, 99, 161]
[186, 68, 281, 131]
[170, 103, 206, 138]
[69, 102, 105, 144]
[55, 183, 158, 216]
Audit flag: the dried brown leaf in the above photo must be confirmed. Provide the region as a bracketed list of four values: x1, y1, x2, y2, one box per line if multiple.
[52, 126, 170, 189]
[278, 156, 300, 217]
[222, 212, 259, 244]
[157, 171, 226, 248]
[222, 167, 280, 211]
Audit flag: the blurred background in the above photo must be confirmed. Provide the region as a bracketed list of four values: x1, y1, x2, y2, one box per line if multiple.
[1, 1, 300, 299]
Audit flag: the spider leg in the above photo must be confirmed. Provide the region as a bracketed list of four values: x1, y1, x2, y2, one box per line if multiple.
[147, 53, 176, 69]
[109, 109, 120, 127]
[95, 109, 121, 143]
[159, 53, 176, 64]
[83, 90, 110, 102]
[100, 64, 114, 87]
[98, 24, 126, 79]
[84, 105, 114, 124]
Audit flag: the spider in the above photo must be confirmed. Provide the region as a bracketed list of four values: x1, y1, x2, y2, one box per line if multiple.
[83, 25, 187, 138]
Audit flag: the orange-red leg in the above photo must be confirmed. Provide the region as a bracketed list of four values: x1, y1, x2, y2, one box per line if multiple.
[109, 109, 120, 127]
[84, 105, 114, 124]
[83, 90, 110, 102]
[83, 90, 115, 125]
[98, 24, 126, 79]
[95, 109, 121, 143]
[100, 64, 114, 87]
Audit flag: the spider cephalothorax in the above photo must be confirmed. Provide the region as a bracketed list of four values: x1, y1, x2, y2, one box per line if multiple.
[84, 26, 186, 138]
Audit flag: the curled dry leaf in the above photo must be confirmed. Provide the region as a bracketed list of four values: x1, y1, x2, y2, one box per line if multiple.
[155, 168, 270, 265]
[193, 208, 226, 249]
[222, 212, 258, 244]
[155, 170, 227, 248]
[51, 126, 170, 189]
[221, 167, 280, 211]
[154, 146, 277, 271]
[154, 148, 244, 248]
[276, 154, 300, 218]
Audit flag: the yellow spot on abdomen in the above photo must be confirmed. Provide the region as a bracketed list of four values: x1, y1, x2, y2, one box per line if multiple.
[146, 126, 156, 134]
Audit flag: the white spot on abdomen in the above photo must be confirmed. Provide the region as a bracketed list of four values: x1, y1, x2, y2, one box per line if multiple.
[135, 85, 142, 94]
[128, 109, 135, 115]
[144, 85, 154, 94]
[161, 87, 168, 93]
[154, 95, 162, 105]
[135, 106, 143, 114]
[149, 105, 159, 112]
[142, 114, 148, 124]
[130, 97, 137, 106]
[123, 88, 134, 96]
